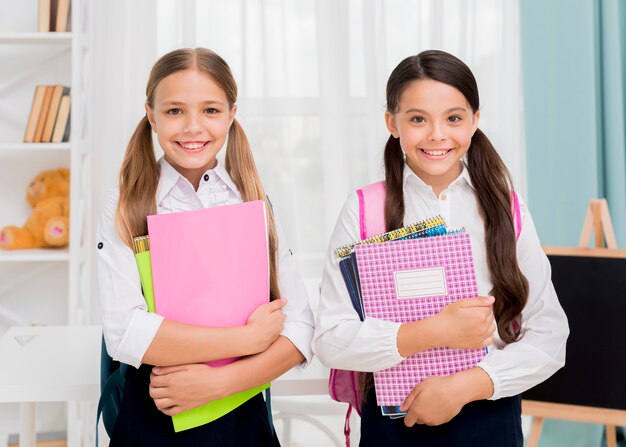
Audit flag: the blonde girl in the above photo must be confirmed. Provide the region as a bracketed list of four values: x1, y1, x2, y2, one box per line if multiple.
[97, 48, 313, 446]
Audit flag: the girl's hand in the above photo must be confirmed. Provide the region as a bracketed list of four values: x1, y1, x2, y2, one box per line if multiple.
[245, 298, 286, 354]
[400, 375, 465, 426]
[434, 296, 496, 349]
[400, 367, 494, 427]
[149, 364, 229, 416]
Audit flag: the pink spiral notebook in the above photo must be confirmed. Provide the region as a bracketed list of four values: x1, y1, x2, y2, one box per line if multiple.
[354, 233, 486, 406]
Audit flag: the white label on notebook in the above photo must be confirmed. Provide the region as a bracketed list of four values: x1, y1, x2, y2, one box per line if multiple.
[394, 267, 447, 299]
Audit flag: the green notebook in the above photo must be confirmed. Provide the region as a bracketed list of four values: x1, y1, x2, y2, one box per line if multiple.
[132, 235, 270, 432]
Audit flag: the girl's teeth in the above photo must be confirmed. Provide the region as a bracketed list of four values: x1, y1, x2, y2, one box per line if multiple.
[181, 143, 204, 149]
[423, 149, 448, 156]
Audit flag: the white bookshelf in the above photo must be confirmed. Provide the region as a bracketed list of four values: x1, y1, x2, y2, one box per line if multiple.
[0, 32, 71, 44]
[0, 1, 93, 446]
[0, 142, 72, 151]
[0, 248, 70, 263]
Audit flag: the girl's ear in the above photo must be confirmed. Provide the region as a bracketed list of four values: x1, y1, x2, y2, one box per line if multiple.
[145, 103, 156, 132]
[229, 105, 238, 127]
[385, 111, 399, 138]
[472, 110, 481, 134]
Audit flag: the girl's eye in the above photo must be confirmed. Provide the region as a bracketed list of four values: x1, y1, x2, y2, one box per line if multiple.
[205, 108, 219, 114]
[411, 116, 425, 124]
[448, 115, 462, 123]
[167, 108, 182, 115]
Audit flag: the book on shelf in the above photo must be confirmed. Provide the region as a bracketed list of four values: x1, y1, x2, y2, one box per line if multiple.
[23, 86, 46, 143]
[42, 85, 69, 142]
[24, 86, 71, 143]
[51, 95, 71, 143]
[38, 0, 51, 32]
[39, 0, 71, 32]
[55, 0, 71, 32]
[32, 86, 54, 142]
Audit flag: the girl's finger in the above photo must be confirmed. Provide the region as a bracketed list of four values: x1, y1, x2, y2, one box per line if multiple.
[149, 373, 170, 388]
[152, 365, 186, 375]
[161, 405, 181, 416]
[269, 298, 288, 311]
[148, 383, 169, 399]
[153, 397, 175, 411]
[400, 384, 421, 412]
[403, 412, 418, 428]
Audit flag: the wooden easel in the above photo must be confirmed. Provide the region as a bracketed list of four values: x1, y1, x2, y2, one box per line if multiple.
[524, 199, 624, 447]
[579, 199, 618, 250]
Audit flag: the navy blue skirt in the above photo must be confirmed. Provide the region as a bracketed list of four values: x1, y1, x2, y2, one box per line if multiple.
[110, 364, 281, 446]
[360, 388, 523, 447]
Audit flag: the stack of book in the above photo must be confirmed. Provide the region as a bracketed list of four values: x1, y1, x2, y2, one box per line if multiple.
[336, 217, 486, 418]
[38, 0, 72, 32]
[134, 200, 272, 432]
[23, 85, 71, 143]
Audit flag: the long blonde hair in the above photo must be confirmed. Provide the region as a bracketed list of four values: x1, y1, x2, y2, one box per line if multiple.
[116, 48, 282, 300]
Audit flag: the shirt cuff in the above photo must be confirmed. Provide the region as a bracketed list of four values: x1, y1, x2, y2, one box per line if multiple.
[476, 361, 501, 400]
[282, 321, 314, 368]
[114, 310, 164, 368]
[390, 322, 404, 360]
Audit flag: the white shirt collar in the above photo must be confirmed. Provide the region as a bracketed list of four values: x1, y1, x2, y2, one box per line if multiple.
[211, 160, 240, 195]
[156, 157, 240, 204]
[402, 161, 475, 192]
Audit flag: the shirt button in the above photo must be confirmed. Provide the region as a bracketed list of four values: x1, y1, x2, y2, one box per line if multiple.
[440, 194, 447, 201]
[203, 174, 210, 181]
[97, 242, 104, 249]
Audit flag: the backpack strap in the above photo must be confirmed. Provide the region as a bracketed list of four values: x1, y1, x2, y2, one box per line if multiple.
[96, 336, 129, 446]
[264, 388, 274, 434]
[509, 190, 523, 337]
[96, 364, 128, 446]
[357, 181, 386, 238]
[359, 182, 522, 241]
[335, 181, 388, 446]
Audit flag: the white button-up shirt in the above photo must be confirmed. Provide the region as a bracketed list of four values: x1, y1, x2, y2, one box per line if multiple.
[97, 157, 315, 369]
[313, 163, 569, 400]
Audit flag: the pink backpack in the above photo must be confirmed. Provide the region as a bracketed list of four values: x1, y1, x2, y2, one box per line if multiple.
[328, 180, 523, 446]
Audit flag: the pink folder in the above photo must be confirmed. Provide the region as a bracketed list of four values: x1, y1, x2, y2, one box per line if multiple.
[147, 200, 269, 367]
[355, 233, 486, 406]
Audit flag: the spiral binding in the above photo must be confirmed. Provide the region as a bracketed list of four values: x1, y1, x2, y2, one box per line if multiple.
[334, 215, 447, 259]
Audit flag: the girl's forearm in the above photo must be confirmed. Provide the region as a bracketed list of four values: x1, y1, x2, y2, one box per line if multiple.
[397, 316, 440, 357]
[451, 366, 494, 403]
[142, 320, 257, 366]
[222, 336, 304, 395]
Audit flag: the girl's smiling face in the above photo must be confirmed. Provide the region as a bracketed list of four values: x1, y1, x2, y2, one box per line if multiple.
[385, 79, 479, 195]
[146, 69, 236, 189]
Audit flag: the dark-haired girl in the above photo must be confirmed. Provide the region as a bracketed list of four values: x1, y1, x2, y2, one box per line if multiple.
[313, 50, 568, 447]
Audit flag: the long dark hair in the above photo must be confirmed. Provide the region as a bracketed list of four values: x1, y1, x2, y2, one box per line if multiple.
[384, 50, 528, 344]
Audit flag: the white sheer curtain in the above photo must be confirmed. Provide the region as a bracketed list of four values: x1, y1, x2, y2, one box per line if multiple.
[89, 0, 159, 330]
[91, 0, 158, 210]
[155, 0, 525, 281]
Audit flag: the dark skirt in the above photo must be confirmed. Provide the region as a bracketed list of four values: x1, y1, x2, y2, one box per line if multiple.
[110, 364, 281, 447]
[360, 388, 523, 447]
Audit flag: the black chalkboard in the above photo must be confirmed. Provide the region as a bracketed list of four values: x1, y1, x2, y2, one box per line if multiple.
[522, 250, 626, 410]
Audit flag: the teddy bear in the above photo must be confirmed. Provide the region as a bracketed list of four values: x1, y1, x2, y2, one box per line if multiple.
[0, 168, 70, 250]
